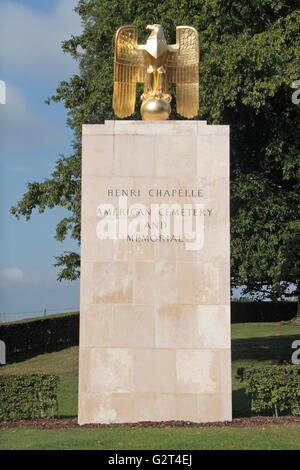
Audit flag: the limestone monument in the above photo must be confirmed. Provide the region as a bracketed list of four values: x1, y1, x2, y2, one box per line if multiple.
[78, 24, 231, 424]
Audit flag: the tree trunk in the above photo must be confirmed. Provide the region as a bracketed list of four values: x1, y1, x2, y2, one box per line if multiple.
[296, 299, 300, 320]
[291, 289, 300, 322]
[293, 295, 300, 322]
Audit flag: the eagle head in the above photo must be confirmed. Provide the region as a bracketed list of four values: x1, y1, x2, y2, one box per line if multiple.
[145, 24, 167, 59]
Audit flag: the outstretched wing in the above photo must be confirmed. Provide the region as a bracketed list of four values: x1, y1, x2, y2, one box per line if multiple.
[113, 26, 146, 118]
[167, 26, 199, 118]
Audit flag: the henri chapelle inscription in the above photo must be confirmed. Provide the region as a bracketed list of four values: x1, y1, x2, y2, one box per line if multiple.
[106, 188, 204, 197]
[95, 187, 213, 250]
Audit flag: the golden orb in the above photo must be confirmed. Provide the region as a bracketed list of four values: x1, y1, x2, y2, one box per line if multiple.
[141, 98, 171, 121]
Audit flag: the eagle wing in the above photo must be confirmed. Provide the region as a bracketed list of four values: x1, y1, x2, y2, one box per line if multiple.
[167, 26, 199, 118]
[113, 26, 146, 118]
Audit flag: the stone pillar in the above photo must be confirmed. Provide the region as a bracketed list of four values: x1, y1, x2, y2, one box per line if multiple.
[78, 120, 231, 424]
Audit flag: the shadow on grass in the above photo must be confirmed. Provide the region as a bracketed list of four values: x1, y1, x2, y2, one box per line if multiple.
[231, 334, 300, 363]
[56, 414, 78, 420]
[232, 388, 251, 418]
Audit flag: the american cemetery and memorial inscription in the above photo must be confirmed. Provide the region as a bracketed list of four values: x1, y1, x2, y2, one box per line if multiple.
[78, 25, 231, 425]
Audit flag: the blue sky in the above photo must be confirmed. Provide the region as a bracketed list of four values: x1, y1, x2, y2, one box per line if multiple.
[0, 0, 82, 321]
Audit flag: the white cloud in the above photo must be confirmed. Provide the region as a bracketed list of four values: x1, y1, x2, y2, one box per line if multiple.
[0, 82, 63, 151]
[0, 0, 82, 80]
[0, 267, 23, 282]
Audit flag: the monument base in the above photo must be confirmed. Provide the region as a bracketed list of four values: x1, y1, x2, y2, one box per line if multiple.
[78, 120, 231, 424]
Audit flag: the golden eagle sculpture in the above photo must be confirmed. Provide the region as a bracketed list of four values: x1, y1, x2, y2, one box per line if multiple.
[113, 24, 199, 120]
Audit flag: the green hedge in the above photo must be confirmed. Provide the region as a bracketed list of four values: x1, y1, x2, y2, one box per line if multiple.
[231, 301, 297, 323]
[241, 366, 300, 417]
[0, 303, 297, 361]
[0, 374, 59, 421]
[0, 313, 79, 361]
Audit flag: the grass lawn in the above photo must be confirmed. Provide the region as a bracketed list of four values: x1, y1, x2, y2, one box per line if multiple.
[1, 425, 300, 450]
[0, 321, 299, 449]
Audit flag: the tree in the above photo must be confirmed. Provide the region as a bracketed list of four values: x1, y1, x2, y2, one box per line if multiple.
[11, 0, 300, 306]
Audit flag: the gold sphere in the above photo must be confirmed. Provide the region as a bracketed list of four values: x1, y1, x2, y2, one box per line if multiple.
[141, 98, 171, 120]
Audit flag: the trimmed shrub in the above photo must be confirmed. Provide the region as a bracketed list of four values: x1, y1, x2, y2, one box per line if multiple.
[0, 313, 79, 361]
[241, 366, 300, 416]
[231, 301, 297, 323]
[0, 374, 59, 421]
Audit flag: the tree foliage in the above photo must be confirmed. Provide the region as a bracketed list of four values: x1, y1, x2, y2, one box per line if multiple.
[11, 0, 300, 299]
